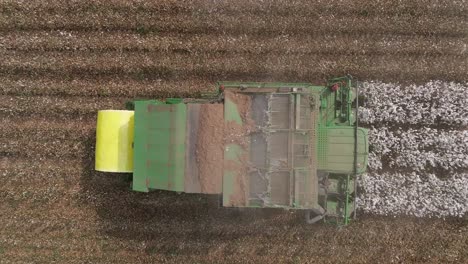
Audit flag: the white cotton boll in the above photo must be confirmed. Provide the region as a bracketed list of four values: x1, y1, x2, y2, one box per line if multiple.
[367, 152, 382, 170]
[367, 127, 467, 173]
[359, 81, 468, 126]
[356, 81, 468, 218]
[358, 172, 468, 217]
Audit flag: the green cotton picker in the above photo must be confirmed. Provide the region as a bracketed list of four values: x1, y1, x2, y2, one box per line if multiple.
[94, 76, 369, 225]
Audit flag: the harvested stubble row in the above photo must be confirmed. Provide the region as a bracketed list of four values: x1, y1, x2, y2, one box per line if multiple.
[2, 32, 468, 56]
[0, 95, 128, 118]
[2, 118, 94, 141]
[2, 139, 88, 159]
[0, 78, 212, 97]
[1, 3, 466, 36]
[1, 158, 83, 187]
[2, 51, 467, 82]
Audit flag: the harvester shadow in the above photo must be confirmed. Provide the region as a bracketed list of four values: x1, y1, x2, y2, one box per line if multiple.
[80, 133, 305, 243]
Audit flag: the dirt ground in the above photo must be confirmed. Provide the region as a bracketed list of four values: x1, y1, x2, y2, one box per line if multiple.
[224, 91, 253, 206]
[1, 0, 468, 263]
[196, 103, 224, 194]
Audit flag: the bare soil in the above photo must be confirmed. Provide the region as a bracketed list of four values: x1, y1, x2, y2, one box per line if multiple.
[224, 91, 255, 146]
[1, 0, 468, 263]
[196, 104, 224, 194]
[223, 91, 254, 206]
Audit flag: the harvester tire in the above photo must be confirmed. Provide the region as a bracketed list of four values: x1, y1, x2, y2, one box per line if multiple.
[305, 207, 326, 224]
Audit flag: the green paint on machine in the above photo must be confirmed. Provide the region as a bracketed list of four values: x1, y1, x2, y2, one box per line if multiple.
[222, 171, 237, 206]
[224, 99, 243, 124]
[99, 76, 369, 225]
[132, 100, 186, 192]
[224, 144, 244, 161]
[222, 92, 251, 207]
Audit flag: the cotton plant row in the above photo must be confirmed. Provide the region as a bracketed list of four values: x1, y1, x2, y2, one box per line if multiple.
[357, 81, 468, 218]
[357, 172, 468, 218]
[358, 81, 468, 126]
[367, 127, 468, 172]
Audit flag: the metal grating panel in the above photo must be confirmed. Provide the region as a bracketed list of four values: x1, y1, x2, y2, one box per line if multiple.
[223, 88, 320, 209]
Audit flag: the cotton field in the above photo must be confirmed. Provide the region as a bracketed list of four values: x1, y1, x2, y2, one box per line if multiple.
[3, 0, 468, 261]
[358, 81, 468, 218]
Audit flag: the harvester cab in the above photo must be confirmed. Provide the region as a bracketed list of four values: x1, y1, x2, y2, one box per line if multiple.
[94, 76, 368, 225]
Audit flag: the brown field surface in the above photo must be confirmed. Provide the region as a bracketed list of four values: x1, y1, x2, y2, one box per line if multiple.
[1, 0, 467, 263]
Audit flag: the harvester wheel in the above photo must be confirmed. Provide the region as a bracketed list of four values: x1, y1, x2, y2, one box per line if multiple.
[305, 207, 326, 224]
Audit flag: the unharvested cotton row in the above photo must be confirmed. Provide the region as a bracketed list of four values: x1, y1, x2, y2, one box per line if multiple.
[358, 172, 468, 218]
[358, 81, 468, 126]
[367, 127, 468, 172]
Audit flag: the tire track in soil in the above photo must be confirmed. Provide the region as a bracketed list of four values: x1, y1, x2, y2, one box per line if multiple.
[0, 78, 213, 97]
[2, 53, 467, 83]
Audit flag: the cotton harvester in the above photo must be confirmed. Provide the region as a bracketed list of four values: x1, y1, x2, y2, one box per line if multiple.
[94, 76, 368, 224]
